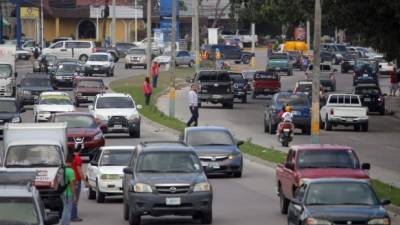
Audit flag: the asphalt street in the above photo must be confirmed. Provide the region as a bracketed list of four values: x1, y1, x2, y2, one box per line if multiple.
[8, 57, 400, 225]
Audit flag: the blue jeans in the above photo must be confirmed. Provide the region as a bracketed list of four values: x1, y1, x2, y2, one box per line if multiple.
[71, 181, 81, 220]
[152, 75, 158, 88]
[61, 195, 73, 225]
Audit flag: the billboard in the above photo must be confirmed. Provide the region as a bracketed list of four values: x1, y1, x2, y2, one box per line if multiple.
[20, 7, 39, 19]
[294, 27, 306, 41]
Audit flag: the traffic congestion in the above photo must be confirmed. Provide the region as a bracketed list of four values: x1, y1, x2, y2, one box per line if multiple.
[1, 1, 400, 225]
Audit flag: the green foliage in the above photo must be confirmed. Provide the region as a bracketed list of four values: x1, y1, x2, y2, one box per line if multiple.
[371, 179, 400, 206]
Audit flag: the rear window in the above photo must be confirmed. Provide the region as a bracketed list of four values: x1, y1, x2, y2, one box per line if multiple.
[355, 87, 381, 95]
[329, 95, 360, 104]
[197, 71, 231, 82]
[254, 72, 278, 80]
[276, 94, 309, 106]
[270, 53, 288, 60]
[297, 150, 359, 169]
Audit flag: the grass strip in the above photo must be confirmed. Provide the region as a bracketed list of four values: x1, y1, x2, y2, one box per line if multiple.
[371, 179, 400, 206]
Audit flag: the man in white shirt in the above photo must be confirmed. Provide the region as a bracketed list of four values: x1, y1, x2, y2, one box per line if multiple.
[187, 84, 199, 127]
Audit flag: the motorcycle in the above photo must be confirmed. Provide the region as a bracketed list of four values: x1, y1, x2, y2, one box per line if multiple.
[277, 122, 294, 147]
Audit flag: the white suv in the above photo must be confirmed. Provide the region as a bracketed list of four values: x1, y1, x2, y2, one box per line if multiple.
[89, 93, 142, 138]
[84, 53, 115, 76]
[43, 40, 95, 62]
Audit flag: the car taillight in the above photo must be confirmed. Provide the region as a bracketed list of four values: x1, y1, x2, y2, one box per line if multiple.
[330, 108, 334, 115]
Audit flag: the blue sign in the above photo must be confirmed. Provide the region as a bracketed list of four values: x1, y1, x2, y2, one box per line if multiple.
[159, 0, 179, 17]
[159, 0, 180, 41]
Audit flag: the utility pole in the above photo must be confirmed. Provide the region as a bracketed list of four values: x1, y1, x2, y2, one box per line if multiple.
[306, 20, 310, 51]
[15, 1, 21, 48]
[193, 0, 200, 73]
[169, 0, 177, 117]
[250, 22, 256, 68]
[40, 0, 44, 49]
[311, 0, 321, 144]
[134, 0, 137, 42]
[102, 0, 109, 47]
[146, 0, 151, 78]
[0, 1, 3, 44]
[111, 0, 116, 45]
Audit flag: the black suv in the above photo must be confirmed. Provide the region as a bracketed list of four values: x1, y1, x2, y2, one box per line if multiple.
[204, 44, 254, 64]
[122, 141, 213, 225]
[352, 84, 385, 115]
[228, 71, 249, 103]
[353, 59, 379, 86]
[191, 70, 234, 109]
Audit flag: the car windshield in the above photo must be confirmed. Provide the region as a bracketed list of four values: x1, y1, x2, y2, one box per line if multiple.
[270, 54, 288, 60]
[96, 97, 134, 109]
[89, 55, 108, 61]
[58, 64, 79, 73]
[355, 87, 381, 95]
[137, 152, 202, 173]
[39, 97, 72, 105]
[356, 64, 376, 72]
[297, 150, 359, 169]
[0, 198, 39, 225]
[242, 71, 256, 80]
[297, 84, 312, 93]
[100, 150, 132, 166]
[0, 64, 12, 78]
[54, 115, 96, 128]
[335, 45, 347, 52]
[77, 80, 103, 88]
[128, 49, 146, 55]
[198, 71, 231, 82]
[229, 73, 244, 82]
[5, 145, 62, 167]
[22, 78, 51, 87]
[0, 100, 17, 113]
[277, 94, 309, 106]
[306, 182, 379, 206]
[254, 72, 278, 80]
[186, 130, 234, 146]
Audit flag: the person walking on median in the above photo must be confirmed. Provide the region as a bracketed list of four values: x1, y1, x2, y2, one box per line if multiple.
[389, 67, 398, 96]
[60, 154, 76, 225]
[187, 84, 199, 127]
[71, 145, 88, 222]
[151, 61, 159, 88]
[143, 77, 152, 105]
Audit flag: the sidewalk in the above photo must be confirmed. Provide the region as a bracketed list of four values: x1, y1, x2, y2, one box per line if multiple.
[386, 97, 400, 119]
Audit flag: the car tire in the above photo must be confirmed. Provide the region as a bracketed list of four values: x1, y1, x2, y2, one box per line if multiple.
[79, 54, 88, 62]
[264, 118, 269, 133]
[125, 64, 128, 69]
[130, 129, 140, 138]
[128, 209, 141, 225]
[198, 102, 202, 108]
[361, 123, 368, 132]
[88, 186, 96, 200]
[123, 203, 129, 221]
[96, 181, 105, 203]
[252, 93, 256, 99]
[200, 211, 212, 224]
[324, 116, 332, 131]
[75, 101, 80, 107]
[354, 124, 360, 131]
[188, 61, 194, 67]
[242, 56, 251, 64]
[279, 192, 290, 214]
[241, 96, 247, 103]
[379, 108, 385, 115]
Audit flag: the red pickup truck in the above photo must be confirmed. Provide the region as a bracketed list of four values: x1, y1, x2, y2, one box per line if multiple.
[275, 144, 370, 214]
[252, 71, 281, 99]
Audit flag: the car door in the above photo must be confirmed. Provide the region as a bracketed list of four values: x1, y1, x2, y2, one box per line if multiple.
[281, 149, 296, 197]
[47, 41, 64, 58]
[287, 184, 307, 225]
[123, 150, 137, 202]
[87, 150, 102, 187]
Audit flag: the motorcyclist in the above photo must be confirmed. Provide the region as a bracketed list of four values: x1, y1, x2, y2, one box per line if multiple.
[277, 105, 294, 135]
[40, 55, 48, 73]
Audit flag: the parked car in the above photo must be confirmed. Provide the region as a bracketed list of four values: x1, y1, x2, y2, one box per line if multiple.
[115, 42, 137, 58]
[122, 141, 213, 224]
[33, 54, 57, 73]
[352, 84, 385, 115]
[320, 51, 335, 63]
[43, 40, 96, 62]
[320, 94, 369, 131]
[0, 97, 24, 134]
[153, 50, 195, 67]
[89, 93, 142, 138]
[204, 44, 253, 64]
[228, 71, 249, 103]
[287, 179, 391, 225]
[306, 63, 336, 91]
[86, 146, 135, 202]
[191, 70, 234, 109]
[125, 48, 147, 69]
[353, 59, 379, 86]
[52, 62, 81, 88]
[133, 37, 162, 55]
[17, 74, 54, 106]
[264, 92, 311, 134]
[84, 53, 115, 77]
[16, 47, 31, 60]
[73, 77, 107, 106]
[266, 52, 293, 76]
[252, 70, 281, 98]
[180, 126, 244, 177]
[33, 92, 75, 122]
[276, 144, 371, 214]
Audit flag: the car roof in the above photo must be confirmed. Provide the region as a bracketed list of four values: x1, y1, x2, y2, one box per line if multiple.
[186, 126, 229, 133]
[23, 73, 51, 79]
[0, 97, 17, 101]
[100, 146, 136, 151]
[305, 178, 370, 185]
[40, 91, 69, 96]
[139, 141, 192, 153]
[97, 93, 131, 98]
[291, 144, 353, 151]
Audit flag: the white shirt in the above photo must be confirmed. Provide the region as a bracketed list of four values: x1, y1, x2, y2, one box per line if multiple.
[282, 112, 293, 122]
[188, 90, 198, 107]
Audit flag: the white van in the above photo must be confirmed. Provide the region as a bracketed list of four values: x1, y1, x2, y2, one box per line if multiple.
[43, 40, 95, 61]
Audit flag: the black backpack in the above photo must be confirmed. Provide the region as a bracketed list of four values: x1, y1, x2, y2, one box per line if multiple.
[56, 166, 71, 194]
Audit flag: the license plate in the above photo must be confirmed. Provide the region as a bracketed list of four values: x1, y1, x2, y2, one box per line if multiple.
[292, 111, 301, 116]
[114, 124, 122, 129]
[364, 98, 371, 102]
[94, 67, 99, 71]
[212, 95, 222, 99]
[283, 128, 290, 132]
[166, 197, 181, 206]
[201, 162, 209, 167]
[363, 74, 368, 77]
[264, 89, 270, 92]
[209, 162, 220, 169]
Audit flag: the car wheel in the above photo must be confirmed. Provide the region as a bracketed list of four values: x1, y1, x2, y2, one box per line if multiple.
[123, 202, 129, 221]
[130, 129, 140, 138]
[361, 123, 368, 132]
[79, 54, 88, 62]
[125, 64, 128, 69]
[198, 102, 202, 108]
[324, 116, 332, 131]
[242, 56, 251, 64]
[354, 124, 360, 131]
[96, 181, 105, 203]
[379, 108, 385, 115]
[128, 208, 141, 225]
[269, 120, 277, 135]
[200, 211, 212, 224]
[88, 186, 96, 200]
[188, 61, 194, 67]
[241, 96, 247, 103]
[264, 118, 269, 133]
[75, 101, 80, 107]
[279, 192, 290, 214]
[234, 171, 242, 178]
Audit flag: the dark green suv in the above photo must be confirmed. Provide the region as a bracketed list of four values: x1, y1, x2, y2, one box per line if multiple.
[122, 141, 213, 225]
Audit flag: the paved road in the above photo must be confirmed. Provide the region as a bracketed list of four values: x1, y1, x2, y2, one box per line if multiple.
[11, 58, 400, 225]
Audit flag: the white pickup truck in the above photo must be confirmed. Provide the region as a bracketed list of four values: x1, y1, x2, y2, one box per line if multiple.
[320, 94, 369, 131]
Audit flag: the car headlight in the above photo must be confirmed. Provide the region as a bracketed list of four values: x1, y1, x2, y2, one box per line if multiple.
[93, 132, 104, 140]
[193, 182, 211, 192]
[11, 117, 21, 123]
[228, 152, 241, 160]
[128, 113, 139, 120]
[23, 90, 31, 95]
[368, 218, 390, 225]
[133, 183, 153, 193]
[100, 174, 121, 180]
[306, 218, 332, 225]
[38, 111, 50, 115]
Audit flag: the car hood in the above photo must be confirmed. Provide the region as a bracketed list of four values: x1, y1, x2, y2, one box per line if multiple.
[67, 128, 99, 137]
[136, 173, 206, 186]
[307, 205, 387, 220]
[36, 104, 75, 113]
[99, 166, 125, 175]
[22, 86, 54, 92]
[86, 61, 110, 66]
[0, 112, 19, 120]
[76, 87, 104, 93]
[94, 108, 139, 118]
[191, 145, 237, 156]
[298, 168, 369, 179]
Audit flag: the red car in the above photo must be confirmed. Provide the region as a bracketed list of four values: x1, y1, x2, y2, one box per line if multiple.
[275, 144, 370, 214]
[51, 112, 106, 161]
[73, 77, 107, 107]
[252, 71, 281, 99]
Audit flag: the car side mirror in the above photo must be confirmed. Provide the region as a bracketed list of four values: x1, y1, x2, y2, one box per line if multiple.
[284, 162, 294, 170]
[137, 104, 143, 110]
[361, 163, 371, 170]
[381, 199, 391, 206]
[237, 140, 244, 146]
[44, 215, 59, 225]
[123, 167, 133, 174]
[88, 105, 94, 111]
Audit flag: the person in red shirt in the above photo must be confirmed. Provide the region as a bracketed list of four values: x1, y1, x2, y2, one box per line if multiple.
[389, 67, 398, 96]
[71, 145, 88, 222]
[143, 77, 152, 105]
[151, 62, 159, 88]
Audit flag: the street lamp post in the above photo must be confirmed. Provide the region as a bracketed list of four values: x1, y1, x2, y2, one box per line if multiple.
[40, 0, 44, 49]
[134, 0, 137, 42]
[169, 0, 177, 117]
[311, 0, 321, 144]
